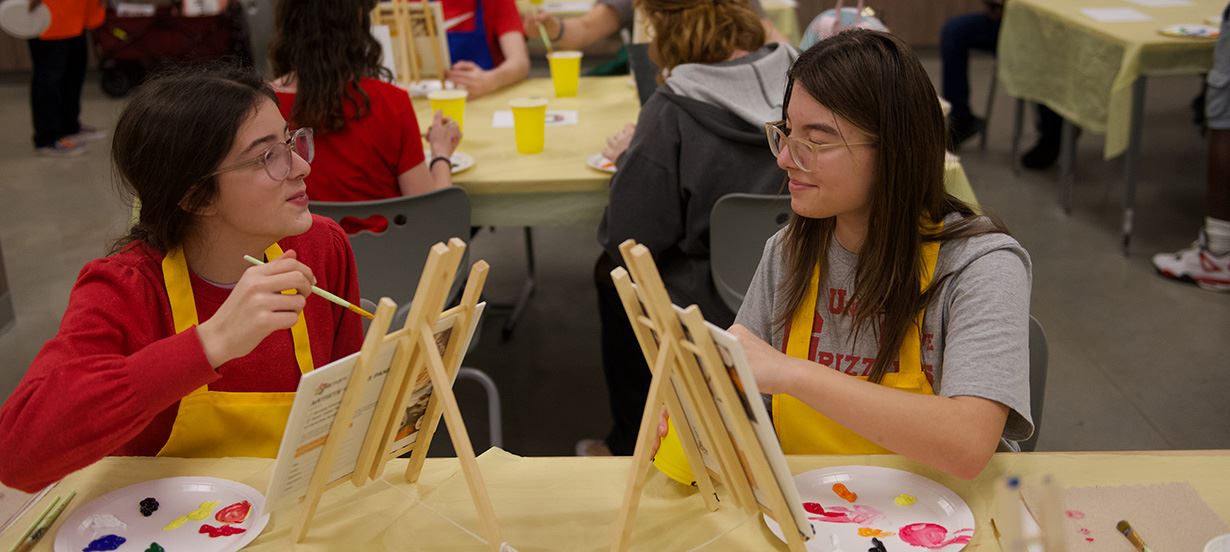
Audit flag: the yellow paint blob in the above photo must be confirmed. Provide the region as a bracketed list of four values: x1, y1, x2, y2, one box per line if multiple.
[188, 501, 219, 520]
[858, 527, 897, 537]
[162, 501, 220, 531]
[894, 493, 917, 506]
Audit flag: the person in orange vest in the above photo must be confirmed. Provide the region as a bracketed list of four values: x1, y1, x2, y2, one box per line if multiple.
[26, 0, 106, 156]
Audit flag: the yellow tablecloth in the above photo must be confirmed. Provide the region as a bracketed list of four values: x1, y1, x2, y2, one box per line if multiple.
[5, 449, 1227, 551]
[414, 77, 979, 226]
[998, 0, 1219, 159]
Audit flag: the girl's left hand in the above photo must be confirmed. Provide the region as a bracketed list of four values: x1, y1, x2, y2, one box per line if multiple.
[448, 61, 498, 99]
[728, 324, 798, 395]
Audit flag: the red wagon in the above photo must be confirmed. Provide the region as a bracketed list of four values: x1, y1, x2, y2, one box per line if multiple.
[91, 1, 251, 97]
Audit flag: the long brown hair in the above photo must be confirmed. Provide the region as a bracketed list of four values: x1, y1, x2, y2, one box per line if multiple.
[776, 30, 1007, 383]
[111, 65, 278, 254]
[269, 0, 392, 133]
[635, 0, 765, 78]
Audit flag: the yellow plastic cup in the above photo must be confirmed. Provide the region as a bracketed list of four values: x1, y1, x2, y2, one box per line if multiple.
[652, 420, 697, 486]
[547, 51, 583, 97]
[509, 97, 548, 154]
[427, 89, 468, 132]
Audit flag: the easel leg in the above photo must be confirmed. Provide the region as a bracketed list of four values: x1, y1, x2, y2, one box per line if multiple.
[611, 340, 676, 552]
[419, 326, 504, 551]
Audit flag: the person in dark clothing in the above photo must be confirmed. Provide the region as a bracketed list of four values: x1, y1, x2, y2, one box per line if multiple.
[580, 0, 798, 457]
[27, 0, 107, 156]
[941, 0, 1063, 169]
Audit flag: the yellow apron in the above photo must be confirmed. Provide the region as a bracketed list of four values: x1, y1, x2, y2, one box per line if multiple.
[156, 243, 315, 458]
[771, 232, 940, 454]
[653, 226, 940, 483]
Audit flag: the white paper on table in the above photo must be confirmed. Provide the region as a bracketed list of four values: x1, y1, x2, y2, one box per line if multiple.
[0, 483, 55, 534]
[491, 110, 578, 128]
[1126, 0, 1194, 7]
[1081, 7, 1153, 22]
[541, 1, 593, 14]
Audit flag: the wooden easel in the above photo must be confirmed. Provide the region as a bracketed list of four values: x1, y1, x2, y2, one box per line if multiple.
[288, 239, 505, 550]
[373, 0, 448, 83]
[608, 240, 810, 552]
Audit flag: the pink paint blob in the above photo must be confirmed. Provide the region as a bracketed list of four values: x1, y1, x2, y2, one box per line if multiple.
[805, 504, 883, 525]
[1066, 510, 1086, 519]
[897, 523, 973, 549]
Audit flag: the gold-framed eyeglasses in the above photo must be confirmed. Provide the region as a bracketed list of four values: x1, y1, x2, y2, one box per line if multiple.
[206, 127, 314, 182]
[764, 120, 875, 173]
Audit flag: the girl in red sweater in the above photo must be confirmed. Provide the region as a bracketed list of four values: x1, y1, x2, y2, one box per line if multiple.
[0, 67, 364, 492]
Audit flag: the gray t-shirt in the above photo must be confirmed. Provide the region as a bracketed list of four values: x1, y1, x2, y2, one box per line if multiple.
[599, 0, 767, 31]
[734, 216, 1035, 449]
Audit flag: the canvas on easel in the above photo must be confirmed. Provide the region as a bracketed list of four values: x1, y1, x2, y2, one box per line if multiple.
[372, 0, 451, 83]
[262, 239, 506, 550]
[608, 239, 815, 552]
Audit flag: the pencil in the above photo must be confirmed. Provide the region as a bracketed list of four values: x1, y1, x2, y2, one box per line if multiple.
[10, 490, 74, 552]
[242, 255, 375, 319]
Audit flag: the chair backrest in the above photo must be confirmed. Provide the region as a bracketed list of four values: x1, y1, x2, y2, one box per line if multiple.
[310, 187, 471, 309]
[1019, 315, 1048, 452]
[709, 193, 792, 313]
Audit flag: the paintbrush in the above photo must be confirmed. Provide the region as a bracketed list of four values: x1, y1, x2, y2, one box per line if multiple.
[1117, 520, 1154, 552]
[10, 491, 74, 552]
[530, 5, 554, 54]
[243, 255, 375, 319]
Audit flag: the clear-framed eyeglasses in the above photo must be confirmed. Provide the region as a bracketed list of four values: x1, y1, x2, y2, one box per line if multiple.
[764, 120, 875, 173]
[206, 127, 314, 182]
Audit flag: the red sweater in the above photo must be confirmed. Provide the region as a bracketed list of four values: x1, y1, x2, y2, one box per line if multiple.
[0, 216, 363, 492]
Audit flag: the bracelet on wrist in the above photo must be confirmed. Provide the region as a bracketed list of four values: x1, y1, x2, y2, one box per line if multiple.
[552, 17, 566, 42]
[430, 156, 452, 170]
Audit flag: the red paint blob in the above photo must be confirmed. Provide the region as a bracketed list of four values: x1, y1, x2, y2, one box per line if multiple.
[215, 500, 252, 524]
[1066, 510, 1086, 519]
[897, 523, 973, 549]
[806, 504, 883, 524]
[803, 502, 826, 515]
[199, 524, 247, 538]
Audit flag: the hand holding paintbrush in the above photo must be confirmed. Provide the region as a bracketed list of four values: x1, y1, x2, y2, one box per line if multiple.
[194, 250, 369, 368]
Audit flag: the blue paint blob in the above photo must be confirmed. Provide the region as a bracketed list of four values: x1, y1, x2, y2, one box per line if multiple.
[1007, 476, 1021, 488]
[83, 534, 126, 552]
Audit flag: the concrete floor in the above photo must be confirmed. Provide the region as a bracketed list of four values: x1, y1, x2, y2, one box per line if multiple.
[0, 52, 1227, 460]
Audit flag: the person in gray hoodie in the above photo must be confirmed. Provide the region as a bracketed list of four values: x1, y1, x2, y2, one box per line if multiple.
[583, 0, 798, 457]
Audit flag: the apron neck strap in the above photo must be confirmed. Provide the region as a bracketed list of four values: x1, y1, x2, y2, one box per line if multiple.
[782, 222, 943, 375]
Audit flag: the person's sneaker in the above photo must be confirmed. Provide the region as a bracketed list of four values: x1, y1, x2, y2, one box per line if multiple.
[35, 138, 85, 157]
[1020, 137, 1061, 170]
[575, 438, 613, 457]
[947, 115, 984, 152]
[68, 125, 108, 143]
[1152, 234, 1230, 292]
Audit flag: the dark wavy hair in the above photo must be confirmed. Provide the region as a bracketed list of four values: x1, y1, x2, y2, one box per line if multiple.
[269, 0, 393, 133]
[111, 64, 277, 254]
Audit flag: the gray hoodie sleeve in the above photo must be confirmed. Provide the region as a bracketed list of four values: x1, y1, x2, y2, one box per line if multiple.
[597, 95, 685, 263]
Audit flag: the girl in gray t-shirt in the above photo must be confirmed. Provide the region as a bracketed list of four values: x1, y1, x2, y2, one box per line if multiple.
[733, 30, 1033, 480]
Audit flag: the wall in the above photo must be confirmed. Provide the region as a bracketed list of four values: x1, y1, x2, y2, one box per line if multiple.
[792, 0, 987, 48]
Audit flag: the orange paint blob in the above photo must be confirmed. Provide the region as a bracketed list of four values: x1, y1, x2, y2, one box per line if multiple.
[832, 483, 858, 503]
[858, 527, 897, 537]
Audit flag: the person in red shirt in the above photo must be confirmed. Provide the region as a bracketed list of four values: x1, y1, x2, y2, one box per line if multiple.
[444, 0, 529, 97]
[269, 0, 461, 233]
[26, 0, 107, 156]
[0, 66, 365, 492]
